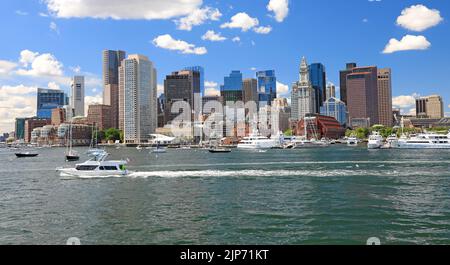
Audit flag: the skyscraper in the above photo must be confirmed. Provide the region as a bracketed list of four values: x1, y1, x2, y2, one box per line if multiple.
[15, 118, 26, 140]
[291, 57, 316, 121]
[243, 78, 258, 106]
[346, 66, 379, 126]
[183, 66, 204, 96]
[103, 50, 126, 129]
[221, 70, 243, 103]
[326, 83, 336, 100]
[320, 97, 348, 127]
[71, 76, 85, 117]
[119, 54, 157, 144]
[256, 70, 277, 107]
[309, 63, 326, 110]
[164, 70, 201, 124]
[377, 68, 393, 127]
[37, 88, 66, 119]
[339, 63, 357, 104]
[416, 95, 444, 119]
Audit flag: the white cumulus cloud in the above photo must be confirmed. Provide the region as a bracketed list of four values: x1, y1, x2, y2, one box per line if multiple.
[392, 94, 419, 109]
[221, 12, 259, 32]
[382, 35, 431, 54]
[175, 7, 222, 31]
[44, 0, 202, 20]
[205, 81, 220, 96]
[232, 36, 241, 42]
[253, 26, 272, 34]
[0, 85, 37, 132]
[16, 50, 64, 77]
[276, 81, 289, 97]
[202, 30, 227, 42]
[152, 34, 207, 55]
[0, 60, 17, 75]
[267, 0, 289, 22]
[396, 4, 443, 32]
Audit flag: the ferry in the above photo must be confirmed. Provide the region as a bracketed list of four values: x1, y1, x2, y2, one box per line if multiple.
[57, 152, 128, 177]
[367, 132, 384, 149]
[396, 130, 450, 149]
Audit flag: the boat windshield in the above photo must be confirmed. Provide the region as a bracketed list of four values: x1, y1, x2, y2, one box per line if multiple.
[76, 165, 98, 171]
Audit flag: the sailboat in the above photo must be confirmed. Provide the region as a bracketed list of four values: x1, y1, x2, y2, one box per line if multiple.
[65, 122, 79, 161]
[87, 124, 105, 157]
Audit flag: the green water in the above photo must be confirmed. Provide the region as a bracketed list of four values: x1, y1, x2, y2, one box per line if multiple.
[1, 146, 450, 245]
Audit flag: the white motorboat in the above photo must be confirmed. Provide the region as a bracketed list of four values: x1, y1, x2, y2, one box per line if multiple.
[57, 152, 129, 177]
[396, 130, 450, 149]
[384, 134, 399, 149]
[237, 130, 277, 149]
[347, 136, 359, 146]
[150, 145, 167, 153]
[367, 132, 384, 149]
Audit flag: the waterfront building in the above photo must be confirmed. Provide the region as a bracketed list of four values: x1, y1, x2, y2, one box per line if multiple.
[183, 66, 204, 96]
[164, 70, 201, 125]
[15, 118, 26, 140]
[326, 83, 336, 100]
[71, 76, 85, 117]
[350, 118, 371, 129]
[103, 50, 126, 129]
[243, 78, 259, 106]
[220, 71, 244, 137]
[24, 117, 51, 143]
[293, 114, 346, 139]
[416, 95, 444, 119]
[37, 88, 66, 119]
[309, 63, 326, 110]
[377, 68, 393, 127]
[272, 98, 291, 132]
[51, 108, 66, 126]
[119, 54, 157, 144]
[157, 94, 165, 128]
[87, 104, 112, 131]
[345, 66, 379, 126]
[320, 97, 348, 127]
[339, 63, 357, 104]
[256, 70, 276, 107]
[291, 57, 317, 121]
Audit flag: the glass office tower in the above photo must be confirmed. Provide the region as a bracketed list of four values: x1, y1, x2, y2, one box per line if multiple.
[256, 70, 276, 107]
[36, 88, 66, 119]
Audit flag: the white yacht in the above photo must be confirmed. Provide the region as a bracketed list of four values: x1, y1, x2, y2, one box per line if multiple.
[384, 134, 399, 149]
[367, 132, 384, 149]
[347, 136, 359, 146]
[396, 130, 450, 149]
[237, 130, 277, 149]
[58, 152, 129, 177]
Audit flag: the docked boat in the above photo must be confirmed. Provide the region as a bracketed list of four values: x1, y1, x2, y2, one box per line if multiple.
[57, 152, 129, 177]
[368, 132, 384, 149]
[15, 152, 39, 158]
[396, 130, 450, 149]
[347, 137, 359, 146]
[237, 130, 277, 149]
[383, 134, 399, 149]
[150, 145, 167, 153]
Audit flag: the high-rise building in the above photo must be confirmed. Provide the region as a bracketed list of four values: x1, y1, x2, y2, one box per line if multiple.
[256, 70, 277, 107]
[71, 76, 85, 117]
[221, 70, 243, 103]
[157, 94, 165, 128]
[243, 78, 258, 106]
[339, 63, 357, 104]
[377, 68, 393, 126]
[119, 54, 157, 144]
[15, 118, 26, 140]
[103, 50, 126, 129]
[345, 66, 379, 126]
[291, 57, 317, 121]
[416, 95, 444, 119]
[37, 88, 67, 119]
[309, 63, 326, 110]
[87, 104, 112, 130]
[183, 66, 204, 96]
[320, 97, 348, 127]
[326, 83, 336, 99]
[164, 70, 201, 125]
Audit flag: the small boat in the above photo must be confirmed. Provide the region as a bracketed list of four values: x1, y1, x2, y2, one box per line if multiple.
[347, 136, 359, 146]
[66, 151, 80, 162]
[136, 145, 143, 150]
[151, 146, 167, 153]
[15, 152, 39, 158]
[57, 152, 129, 177]
[209, 148, 232, 153]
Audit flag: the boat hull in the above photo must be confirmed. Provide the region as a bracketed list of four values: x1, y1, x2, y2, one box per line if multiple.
[15, 153, 38, 158]
[58, 168, 129, 177]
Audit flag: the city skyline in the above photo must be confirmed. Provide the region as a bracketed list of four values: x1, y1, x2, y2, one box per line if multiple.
[1, 0, 449, 132]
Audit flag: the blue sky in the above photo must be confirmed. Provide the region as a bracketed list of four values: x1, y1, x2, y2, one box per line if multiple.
[0, 0, 449, 132]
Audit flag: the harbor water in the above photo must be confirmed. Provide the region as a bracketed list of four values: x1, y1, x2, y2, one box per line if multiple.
[1, 146, 450, 244]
